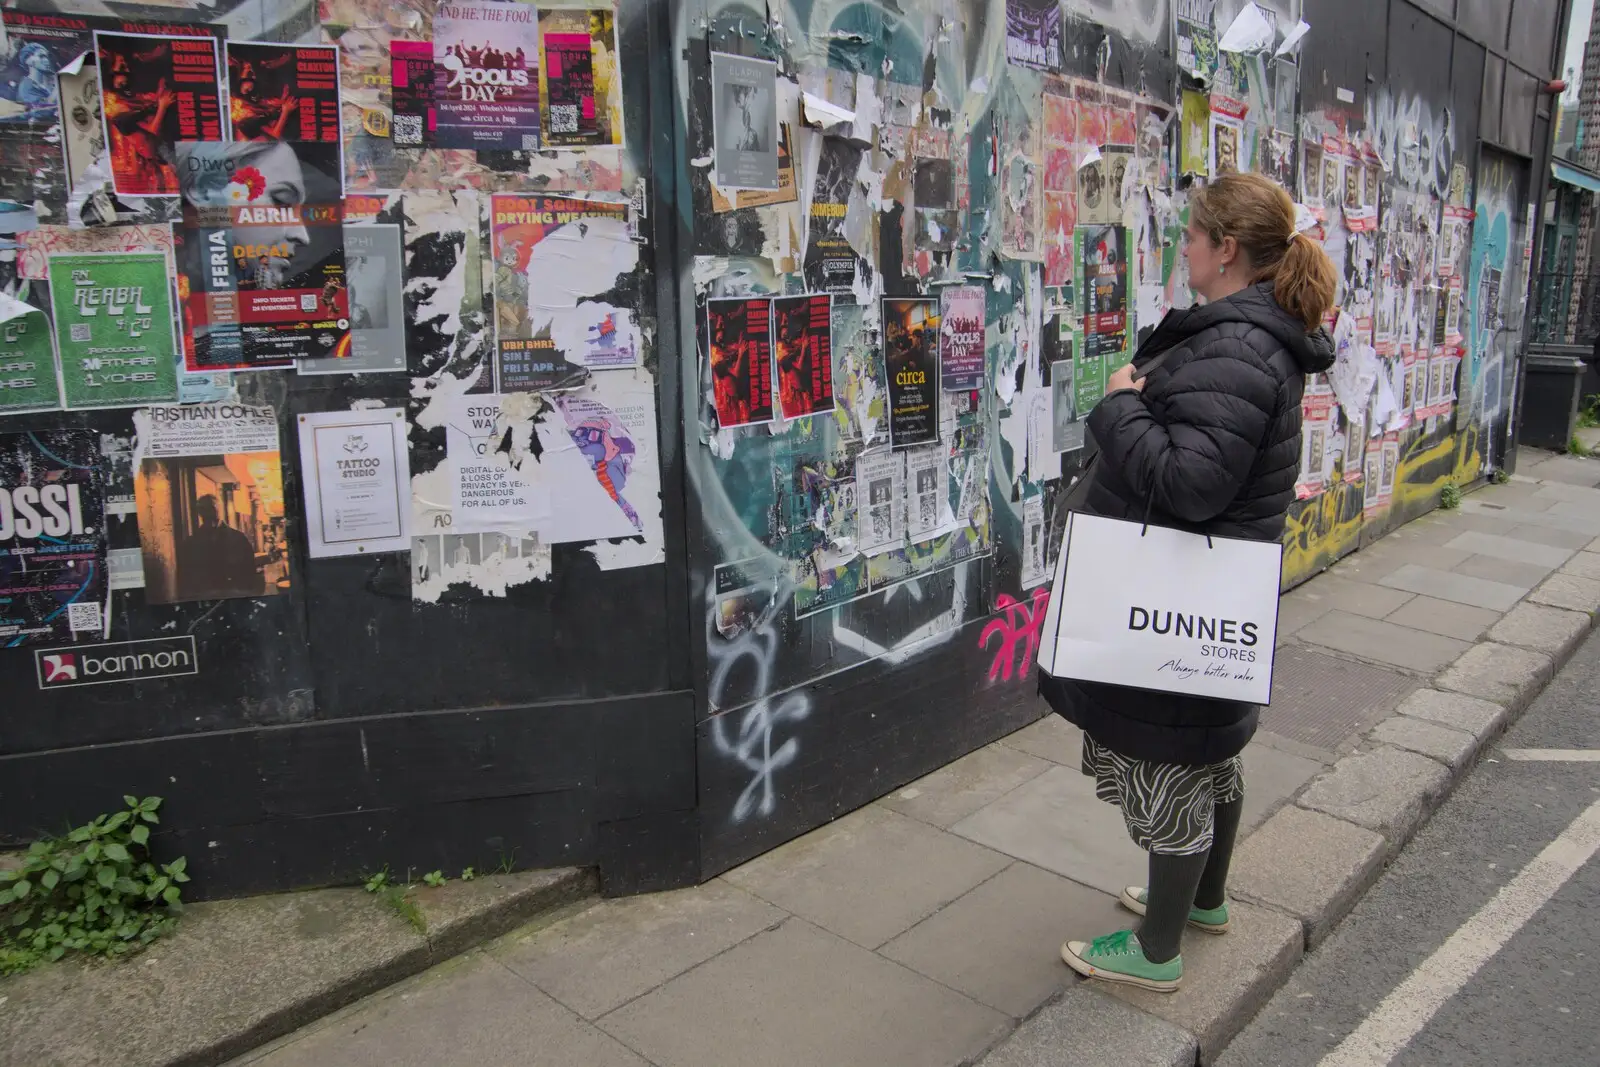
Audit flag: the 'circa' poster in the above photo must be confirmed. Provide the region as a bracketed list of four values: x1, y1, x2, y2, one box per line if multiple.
[0, 430, 107, 647]
[47, 251, 181, 410]
[706, 297, 774, 429]
[884, 297, 941, 448]
[773, 294, 834, 420]
[538, 7, 621, 148]
[433, 0, 543, 150]
[939, 286, 986, 391]
[95, 31, 225, 196]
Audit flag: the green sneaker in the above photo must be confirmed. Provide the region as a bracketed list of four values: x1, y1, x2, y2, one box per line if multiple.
[1061, 929, 1182, 992]
[1119, 885, 1230, 934]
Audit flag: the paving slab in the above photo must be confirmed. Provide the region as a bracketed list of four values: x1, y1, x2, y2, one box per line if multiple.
[598, 919, 1010, 1067]
[1293, 610, 1471, 673]
[999, 714, 1083, 768]
[1276, 575, 1415, 619]
[1559, 549, 1600, 580]
[1462, 499, 1600, 536]
[1377, 563, 1526, 611]
[233, 954, 648, 1067]
[1239, 742, 1325, 832]
[1276, 586, 1335, 637]
[1100, 900, 1303, 1063]
[1228, 805, 1386, 950]
[883, 742, 1054, 829]
[492, 879, 783, 1020]
[1326, 543, 1473, 582]
[1442, 531, 1574, 568]
[975, 985, 1198, 1067]
[1383, 596, 1500, 641]
[880, 862, 1122, 1018]
[1435, 641, 1554, 710]
[1391, 687, 1509, 738]
[1527, 571, 1600, 613]
[1368, 716, 1480, 770]
[722, 804, 1009, 949]
[1505, 522, 1598, 549]
[1452, 553, 1557, 590]
[1295, 746, 1451, 845]
[1488, 602, 1592, 659]
[1525, 454, 1600, 486]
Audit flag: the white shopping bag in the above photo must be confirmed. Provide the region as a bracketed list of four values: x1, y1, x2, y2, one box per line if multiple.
[1036, 512, 1282, 705]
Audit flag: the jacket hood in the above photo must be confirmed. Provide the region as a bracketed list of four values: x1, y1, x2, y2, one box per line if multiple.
[1169, 281, 1335, 375]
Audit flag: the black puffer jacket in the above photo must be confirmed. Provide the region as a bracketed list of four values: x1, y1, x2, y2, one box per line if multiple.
[1039, 281, 1335, 766]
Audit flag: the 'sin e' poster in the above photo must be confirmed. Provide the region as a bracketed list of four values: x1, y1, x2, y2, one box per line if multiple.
[226, 42, 342, 147]
[805, 137, 863, 295]
[433, 0, 543, 150]
[1080, 225, 1129, 374]
[0, 292, 62, 414]
[389, 40, 436, 147]
[710, 51, 779, 190]
[1005, 0, 1064, 73]
[174, 141, 348, 369]
[95, 31, 225, 197]
[773, 294, 834, 420]
[884, 296, 941, 449]
[538, 7, 621, 148]
[47, 251, 180, 410]
[490, 193, 636, 391]
[939, 285, 986, 392]
[706, 297, 774, 429]
[0, 429, 107, 647]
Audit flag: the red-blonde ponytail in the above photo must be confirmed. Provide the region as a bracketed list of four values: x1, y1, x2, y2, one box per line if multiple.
[1190, 173, 1337, 331]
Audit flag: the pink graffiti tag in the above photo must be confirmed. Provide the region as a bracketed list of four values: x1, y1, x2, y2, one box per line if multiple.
[980, 588, 1051, 682]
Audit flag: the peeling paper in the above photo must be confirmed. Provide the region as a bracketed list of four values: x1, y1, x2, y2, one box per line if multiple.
[801, 92, 856, 130]
[1219, 4, 1277, 54]
[1275, 20, 1311, 57]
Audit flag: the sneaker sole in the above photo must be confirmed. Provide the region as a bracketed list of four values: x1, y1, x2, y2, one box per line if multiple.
[1118, 886, 1231, 934]
[1060, 941, 1181, 993]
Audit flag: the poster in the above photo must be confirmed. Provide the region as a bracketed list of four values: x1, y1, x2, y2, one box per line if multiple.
[804, 137, 862, 294]
[1001, 115, 1043, 258]
[1209, 95, 1246, 176]
[1022, 494, 1047, 589]
[711, 52, 778, 190]
[0, 430, 107, 647]
[538, 7, 620, 148]
[857, 449, 905, 553]
[706, 297, 774, 428]
[940, 285, 986, 391]
[48, 251, 180, 410]
[1051, 357, 1083, 453]
[433, 0, 543, 150]
[1297, 391, 1334, 498]
[296, 407, 410, 557]
[298, 223, 406, 375]
[60, 64, 106, 193]
[0, 11, 89, 125]
[175, 141, 347, 369]
[441, 393, 549, 536]
[390, 39, 435, 146]
[0, 292, 61, 414]
[1176, 0, 1218, 77]
[773, 294, 834, 419]
[1005, 0, 1063, 73]
[1081, 225, 1129, 375]
[712, 123, 796, 211]
[713, 558, 777, 638]
[884, 296, 941, 448]
[1042, 87, 1078, 287]
[913, 158, 958, 255]
[905, 444, 948, 542]
[1180, 89, 1209, 176]
[95, 31, 224, 197]
[490, 194, 637, 391]
[546, 382, 656, 543]
[226, 42, 342, 150]
[133, 404, 288, 604]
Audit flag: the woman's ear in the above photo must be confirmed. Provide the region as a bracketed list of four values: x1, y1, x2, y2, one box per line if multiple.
[1219, 234, 1239, 266]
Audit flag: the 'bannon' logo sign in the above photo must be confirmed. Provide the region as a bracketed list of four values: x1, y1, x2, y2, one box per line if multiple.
[35, 637, 198, 689]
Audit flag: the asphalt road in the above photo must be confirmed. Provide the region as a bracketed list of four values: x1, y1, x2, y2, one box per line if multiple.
[1219, 629, 1600, 1067]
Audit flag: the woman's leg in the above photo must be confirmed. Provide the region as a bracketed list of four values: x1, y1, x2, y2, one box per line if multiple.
[1136, 849, 1210, 964]
[1194, 796, 1244, 910]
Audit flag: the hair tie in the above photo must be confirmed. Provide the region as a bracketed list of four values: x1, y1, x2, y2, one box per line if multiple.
[1286, 231, 1299, 247]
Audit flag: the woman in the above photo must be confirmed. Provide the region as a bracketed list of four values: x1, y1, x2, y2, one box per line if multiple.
[1043, 172, 1337, 992]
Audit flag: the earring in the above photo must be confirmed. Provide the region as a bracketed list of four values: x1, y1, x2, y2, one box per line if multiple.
[1218, 265, 1225, 275]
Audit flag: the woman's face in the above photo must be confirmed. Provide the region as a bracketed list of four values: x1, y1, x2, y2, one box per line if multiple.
[1182, 219, 1226, 297]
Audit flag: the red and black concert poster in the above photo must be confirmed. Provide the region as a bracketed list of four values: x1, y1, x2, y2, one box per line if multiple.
[226, 42, 342, 145]
[773, 294, 834, 419]
[94, 30, 224, 197]
[706, 297, 774, 429]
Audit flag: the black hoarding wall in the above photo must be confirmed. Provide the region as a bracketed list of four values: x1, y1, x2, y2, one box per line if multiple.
[0, 0, 1570, 899]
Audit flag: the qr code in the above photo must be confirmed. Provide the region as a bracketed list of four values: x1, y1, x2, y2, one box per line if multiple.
[521, 134, 539, 150]
[301, 294, 318, 312]
[70, 323, 91, 343]
[393, 114, 422, 145]
[549, 104, 578, 134]
[68, 601, 101, 632]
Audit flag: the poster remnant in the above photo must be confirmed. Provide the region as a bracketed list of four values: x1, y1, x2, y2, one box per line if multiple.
[804, 137, 862, 294]
[1006, 0, 1063, 73]
[95, 31, 224, 196]
[60, 63, 106, 193]
[0, 292, 60, 414]
[706, 297, 774, 428]
[441, 393, 549, 536]
[0, 430, 107, 647]
[297, 223, 405, 375]
[857, 449, 905, 553]
[884, 296, 941, 448]
[538, 7, 621, 148]
[1022, 494, 1047, 588]
[389, 39, 435, 146]
[710, 52, 778, 190]
[1080, 225, 1129, 379]
[47, 251, 181, 409]
[225, 42, 342, 147]
[296, 407, 410, 557]
[773, 295, 834, 420]
[940, 285, 986, 391]
[433, 0, 542, 150]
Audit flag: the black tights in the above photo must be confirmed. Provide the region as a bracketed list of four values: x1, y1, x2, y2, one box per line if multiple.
[1137, 797, 1243, 963]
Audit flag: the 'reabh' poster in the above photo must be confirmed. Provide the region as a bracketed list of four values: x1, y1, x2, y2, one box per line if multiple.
[95, 31, 225, 197]
[175, 141, 348, 369]
[0, 292, 61, 414]
[0, 429, 107, 647]
[433, 0, 542, 150]
[47, 251, 181, 410]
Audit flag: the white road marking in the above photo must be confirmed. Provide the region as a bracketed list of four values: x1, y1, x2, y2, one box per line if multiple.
[1316, 795, 1600, 1067]
[1502, 748, 1600, 762]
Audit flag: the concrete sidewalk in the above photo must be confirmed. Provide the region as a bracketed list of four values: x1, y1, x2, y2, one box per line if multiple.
[13, 450, 1600, 1067]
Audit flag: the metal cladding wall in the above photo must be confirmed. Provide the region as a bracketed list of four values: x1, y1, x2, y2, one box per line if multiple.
[0, 0, 1569, 899]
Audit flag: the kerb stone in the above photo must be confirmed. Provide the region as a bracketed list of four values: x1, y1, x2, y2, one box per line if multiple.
[975, 986, 1197, 1067]
[1392, 687, 1508, 739]
[1229, 805, 1386, 950]
[1488, 602, 1592, 659]
[1528, 573, 1600, 614]
[1369, 716, 1479, 771]
[1295, 747, 1450, 849]
[1435, 642, 1553, 711]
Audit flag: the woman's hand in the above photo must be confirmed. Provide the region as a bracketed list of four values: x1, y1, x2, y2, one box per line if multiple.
[1105, 362, 1144, 396]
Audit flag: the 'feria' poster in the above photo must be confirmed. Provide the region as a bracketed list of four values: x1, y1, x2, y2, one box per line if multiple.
[175, 141, 348, 369]
[0, 429, 107, 647]
[95, 31, 225, 197]
[433, 0, 543, 150]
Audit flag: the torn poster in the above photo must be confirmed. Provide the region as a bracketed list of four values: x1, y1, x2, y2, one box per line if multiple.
[441, 393, 549, 536]
[389, 39, 435, 146]
[226, 41, 342, 151]
[133, 403, 288, 604]
[538, 7, 621, 149]
[913, 158, 958, 255]
[706, 296, 774, 428]
[1296, 391, 1333, 498]
[412, 531, 551, 601]
[1209, 95, 1246, 176]
[60, 63, 105, 193]
[711, 123, 796, 211]
[1001, 114, 1042, 259]
[805, 137, 863, 295]
[1042, 87, 1078, 287]
[940, 286, 986, 391]
[0, 292, 60, 414]
[490, 194, 638, 390]
[296, 407, 410, 557]
[713, 558, 778, 639]
[48, 251, 180, 410]
[1006, 0, 1064, 73]
[433, 0, 542, 150]
[1180, 90, 1209, 176]
[545, 377, 657, 544]
[298, 223, 406, 375]
[773, 294, 834, 420]
[95, 31, 224, 197]
[1050, 354, 1084, 453]
[1080, 225, 1130, 378]
[1176, 0, 1219, 78]
[175, 141, 347, 368]
[905, 444, 949, 543]
[857, 449, 906, 553]
[0, 430, 106, 647]
[1022, 495, 1047, 589]
[884, 296, 941, 448]
[711, 52, 778, 190]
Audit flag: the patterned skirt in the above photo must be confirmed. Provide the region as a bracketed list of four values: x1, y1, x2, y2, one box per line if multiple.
[1081, 735, 1246, 856]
